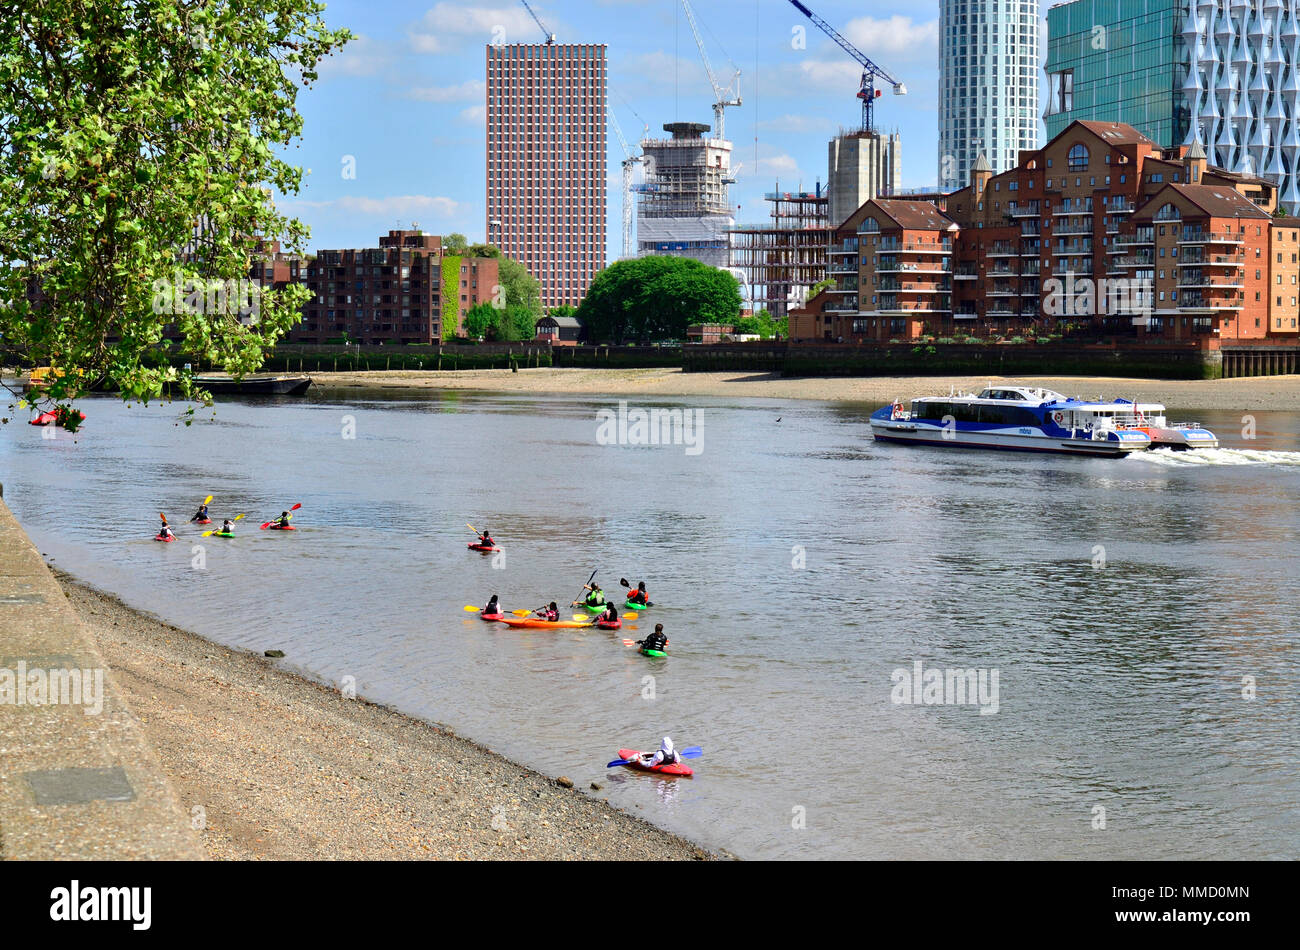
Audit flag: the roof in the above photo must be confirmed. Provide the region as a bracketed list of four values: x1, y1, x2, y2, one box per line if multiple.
[971, 153, 991, 173]
[872, 198, 958, 231]
[1186, 139, 1206, 161]
[539, 315, 583, 328]
[1271, 216, 1300, 227]
[1137, 183, 1272, 221]
[1070, 120, 1160, 148]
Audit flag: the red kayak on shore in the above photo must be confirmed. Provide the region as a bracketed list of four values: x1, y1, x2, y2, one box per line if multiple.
[615, 749, 693, 777]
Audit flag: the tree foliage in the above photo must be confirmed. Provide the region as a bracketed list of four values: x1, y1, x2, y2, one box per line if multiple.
[441, 232, 469, 254]
[733, 309, 787, 339]
[576, 256, 740, 343]
[496, 255, 540, 317]
[459, 301, 536, 342]
[0, 0, 352, 414]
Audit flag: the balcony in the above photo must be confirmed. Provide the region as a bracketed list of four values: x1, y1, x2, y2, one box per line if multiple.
[1114, 253, 1154, 267]
[988, 243, 1016, 257]
[829, 242, 858, 256]
[877, 261, 952, 274]
[1052, 243, 1094, 256]
[1177, 273, 1244, 289]
[827, 260, 857, 275]
[1177, 251, 1244, 267]
[1009, 202, 1040, 217]
[989, 263, 1018, 276]
[1053, 204, 1094, 216]
[1055, 223, 1093, 236]
[1179, 293, 1243, 311]
[953, 264, 979, 280]
[876, 242, 952, 255]
[1179, 229, 1244, 246]
[1108, 198, 1136, 214]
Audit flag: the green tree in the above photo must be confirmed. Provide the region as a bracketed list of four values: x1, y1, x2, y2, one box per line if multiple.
[577, 256, 740, 343]
[462, 302, 495, 340]
[442, 232, 469, 254]
[808, 278, 835, 298]
[547, 304, 577, 320]
[497, 256, 540, 316]
[0, 0, 350, 414]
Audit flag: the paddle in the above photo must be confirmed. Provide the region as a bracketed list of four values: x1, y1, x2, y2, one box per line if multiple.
[201, 514, 244, 537]
[260, 502, 302, 530]
[512, 607, 543, 617]
[606, 747, 702, 768]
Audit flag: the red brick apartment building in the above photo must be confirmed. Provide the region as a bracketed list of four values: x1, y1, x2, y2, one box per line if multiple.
[486, 42, 607, 310]
[793, 120, 1299, 347]
[287, 230, 498, 344]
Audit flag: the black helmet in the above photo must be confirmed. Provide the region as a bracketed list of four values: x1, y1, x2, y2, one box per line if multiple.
[637, 582, 646, 591]
[654, 623, 663, 633]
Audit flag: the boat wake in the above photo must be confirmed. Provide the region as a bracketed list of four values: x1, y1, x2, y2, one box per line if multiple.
[1132, 447, 1300, 467]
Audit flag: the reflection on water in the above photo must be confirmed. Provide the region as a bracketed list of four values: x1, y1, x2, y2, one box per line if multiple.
[1, 391, 1297, 859]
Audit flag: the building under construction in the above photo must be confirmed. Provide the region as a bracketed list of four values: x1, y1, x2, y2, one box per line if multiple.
[636, 121, 734, 269]
[728, 186, 830, 318]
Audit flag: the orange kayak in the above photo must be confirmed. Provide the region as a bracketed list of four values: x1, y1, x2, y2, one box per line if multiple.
[497, 617, 591, 629]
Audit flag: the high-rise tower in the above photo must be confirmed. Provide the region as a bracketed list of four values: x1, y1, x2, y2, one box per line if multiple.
[485, 42, 607, 310]
[938, 0, 1041, 192]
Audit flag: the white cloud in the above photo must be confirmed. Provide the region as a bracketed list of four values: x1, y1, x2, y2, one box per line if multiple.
[459, 104, 487, 124]
[317, 35, 389, 78]
[407, 80, 486, 102]
[411, 3, 541, 53]
[752, 152, 801, 178]
[842, 16, 938, 66]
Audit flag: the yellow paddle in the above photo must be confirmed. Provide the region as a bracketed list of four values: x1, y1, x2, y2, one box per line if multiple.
[201, 514, 243, 538]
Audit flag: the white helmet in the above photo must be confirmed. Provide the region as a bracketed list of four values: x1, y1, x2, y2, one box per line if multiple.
[660, 736, 674, 754]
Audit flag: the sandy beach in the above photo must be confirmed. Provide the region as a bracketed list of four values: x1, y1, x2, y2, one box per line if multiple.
[56, 572, 718, 861]
[310, 367, 1300, 411]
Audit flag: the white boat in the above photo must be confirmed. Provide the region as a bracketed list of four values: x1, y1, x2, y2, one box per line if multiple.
[870, 386, 1217, 457]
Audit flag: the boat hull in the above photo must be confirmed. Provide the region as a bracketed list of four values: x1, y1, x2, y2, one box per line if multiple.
[870, 419, 1149, 457]
[188, 375, 312, 396]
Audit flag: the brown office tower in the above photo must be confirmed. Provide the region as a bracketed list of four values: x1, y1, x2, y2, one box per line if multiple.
[486, 42, 607, 311]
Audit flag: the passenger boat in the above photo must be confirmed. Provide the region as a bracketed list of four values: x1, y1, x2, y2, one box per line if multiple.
[870, 386, 1216, 457]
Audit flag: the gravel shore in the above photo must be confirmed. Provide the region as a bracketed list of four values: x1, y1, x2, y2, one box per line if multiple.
[56, 571, 719, 861]
[310, 367, 1300, 411]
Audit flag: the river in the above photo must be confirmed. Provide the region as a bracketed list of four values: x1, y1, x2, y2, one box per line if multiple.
[2, 383, 1298, 859]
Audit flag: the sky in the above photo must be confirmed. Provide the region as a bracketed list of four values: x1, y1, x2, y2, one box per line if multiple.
[280, 0, 1049, 262]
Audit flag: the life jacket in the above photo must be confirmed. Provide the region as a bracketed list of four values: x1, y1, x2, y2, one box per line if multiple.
[629, 589, 647, 604]
[586, 591, 605, 606]
[543, 608, 558, 621]
[642, 632, 667, 651]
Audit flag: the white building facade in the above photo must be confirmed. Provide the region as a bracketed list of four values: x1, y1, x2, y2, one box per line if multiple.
[938, 0, 1041, 192]
[1182, 0, 1300, 210]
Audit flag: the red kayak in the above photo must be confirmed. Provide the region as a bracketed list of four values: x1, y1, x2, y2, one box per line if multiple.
[595, 619, 622, 630]
[153, 534, 174, 543]
[29, 408, 85, 427]
[480, 612, 505, 621]
[268, 524, 296, 531]
[467, 542, 500, 552]
[616, 749, 693, 777]
[193, 519, 212, 525]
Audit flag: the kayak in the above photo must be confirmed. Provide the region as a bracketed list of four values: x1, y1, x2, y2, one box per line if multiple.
[29, 412, 56, 426]
[268, 524, 296, 531]
[615, 749, 693, 777]
[467, 543, 500, 552]
[624, 600, 652, 610]
[480, 612, 505, 621]
[498, 617, 591, 629]
[213, 532, 236, 538]
[639, 648, 667, 657]
[581, 602, 607, 613]
[595, 619, 622, 630]
[153, 534, 174, 542]
[194, 518, 212, 525]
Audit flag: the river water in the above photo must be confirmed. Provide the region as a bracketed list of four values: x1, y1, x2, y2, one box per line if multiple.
[2, 383, 1298, 859]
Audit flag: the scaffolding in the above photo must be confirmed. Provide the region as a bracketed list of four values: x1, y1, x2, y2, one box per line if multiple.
[727, 188, 830, 317]
[637, 122, 734, 269]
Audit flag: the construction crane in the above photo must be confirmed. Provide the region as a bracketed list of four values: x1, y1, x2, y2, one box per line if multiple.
[787, 0, 906, 133]
[679, 0, 741, 139]
[609, 108, 646, 260]
[520, 0, 555, 44]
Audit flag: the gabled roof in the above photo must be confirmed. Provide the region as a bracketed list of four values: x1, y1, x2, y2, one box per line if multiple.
[1134, 183, 1272, 222]
[539, 315, 583, 328]
[1068, 120, 1160, 149]
[871, 198, 958, 231]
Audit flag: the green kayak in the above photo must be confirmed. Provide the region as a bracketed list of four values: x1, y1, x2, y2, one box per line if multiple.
[213, 532, 236, 538]
[582, 602, 607, 613]
[624, 600, 652, 610]
[639, 648, 667, 658]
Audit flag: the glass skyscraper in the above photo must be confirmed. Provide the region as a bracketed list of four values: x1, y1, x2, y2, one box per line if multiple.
[1044, 0, 1189, 148]
[938, 0, 1041, 193]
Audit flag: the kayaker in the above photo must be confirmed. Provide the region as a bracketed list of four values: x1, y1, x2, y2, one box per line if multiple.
[535, 601, 559, 622]
[271, 510, 292, 529]
[220, 518, 235, 535]
[478, 529, 495, 547]
[576, 583, 605, 609]
[597, 603, 619, 624]
[157, 522, 174, 540]
[482, 594, 501, 615]
[190, 503, 210, 523]
[637, 624, 669, 653]
[638, 737, 681, 768]
[627, 581, 649, 606]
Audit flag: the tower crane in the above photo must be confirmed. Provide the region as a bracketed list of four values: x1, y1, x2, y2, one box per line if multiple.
[520, 0, 555, 44]
[787, 0, 906, 133]
[609, 108, 646, 260]
[679, 0, 741, 139]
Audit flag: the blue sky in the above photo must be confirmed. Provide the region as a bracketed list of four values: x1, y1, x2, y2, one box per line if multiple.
[280, 0, 1046, 260]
